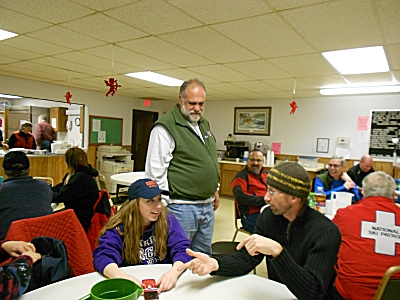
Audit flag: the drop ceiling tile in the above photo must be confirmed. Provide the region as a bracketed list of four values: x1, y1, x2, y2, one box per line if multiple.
[186, 65, 254, 82]
[0, 44, 44, 60]
[0, 0, 95, 24]
[165, 0, 272, 24]
[27, 26, 105, 50]
[224, 60, 291, 80]
[159, 69, 219, 84]
[392, 71, 400, 82]
[376, 0, 400, 44]
[343, 72, 395, 84]
[265, 78, 313, 91]
[84, 45, 175, 70]
[0, 7, 51, 33]
[30, 57, 109, 76]
[61, 14, 147, 43]
[0, 65, 67, 81]
[231, 81, 280, 93]
[72, 0, 139, 11]
[0, 69, 50, 83]
[232, 92, 268, 100]
[386, 43, 400, 70]
[206, 82, 251, 94]
[281, 0, 383, 51]
[259, 91, 293, 99]
[104, 0, 202, 34]
[53, 52, 113, 71]
[160, 27, 259, 63]
[294, 89, 323, 98]
[5, 61, 92, 79]
[212, 14, 315, 59]
[300, 75, 348, 88]
[267, 0, 327, 10]
[0, 55, 18, 64]
[268, 53, 338, 77]
[118, 37, 213, 67]
[2, 36, 71, 55]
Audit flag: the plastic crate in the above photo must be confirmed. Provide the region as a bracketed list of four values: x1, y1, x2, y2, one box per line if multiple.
[298, 156, 319, 168]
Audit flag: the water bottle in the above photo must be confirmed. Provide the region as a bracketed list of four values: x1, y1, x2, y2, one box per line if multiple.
[314, 186, 326, 214]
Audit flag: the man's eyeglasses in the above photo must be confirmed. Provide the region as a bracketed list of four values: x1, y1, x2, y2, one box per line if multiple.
[328, 164, 342, 168]
[267, 189, 282, 196]
[249, 159, 263, 163]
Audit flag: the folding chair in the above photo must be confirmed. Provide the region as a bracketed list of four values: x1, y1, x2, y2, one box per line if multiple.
[232, 201, 251, 242]
[374, 265, 400, 300]
[33, 176, 54, 187]
[115, 167, 130, 203]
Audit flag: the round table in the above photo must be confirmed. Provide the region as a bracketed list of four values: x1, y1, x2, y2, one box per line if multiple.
[21, 265, 296, 300]
[110, 171, 146, 186]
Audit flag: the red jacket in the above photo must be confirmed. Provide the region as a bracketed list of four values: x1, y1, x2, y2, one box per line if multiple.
[231, 166, 268, 216]
[9, 130, 36, 149]
[333, 196, 400, 300]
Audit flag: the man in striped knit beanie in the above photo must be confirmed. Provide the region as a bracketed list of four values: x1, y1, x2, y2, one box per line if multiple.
[180, 162, 343, 300]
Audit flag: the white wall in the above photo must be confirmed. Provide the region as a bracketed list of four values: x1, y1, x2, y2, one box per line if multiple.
[203, 94, 400, 160]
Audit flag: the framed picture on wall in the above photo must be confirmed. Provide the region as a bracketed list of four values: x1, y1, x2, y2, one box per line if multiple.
[316, 138, 329, 153]
[234, 107, 271, 136]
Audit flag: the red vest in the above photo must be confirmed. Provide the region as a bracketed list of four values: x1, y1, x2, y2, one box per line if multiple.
[12, 130, 35, 149]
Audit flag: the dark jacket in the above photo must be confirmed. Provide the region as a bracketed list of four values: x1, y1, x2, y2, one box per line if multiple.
[52, 165, 99, 232]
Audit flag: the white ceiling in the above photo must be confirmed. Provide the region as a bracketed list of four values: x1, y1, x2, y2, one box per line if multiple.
[0, 0, 399, 101]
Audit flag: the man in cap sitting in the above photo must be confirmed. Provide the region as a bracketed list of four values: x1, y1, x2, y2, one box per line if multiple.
[0, 151, 53, 239]
[179, 162, 342, 300]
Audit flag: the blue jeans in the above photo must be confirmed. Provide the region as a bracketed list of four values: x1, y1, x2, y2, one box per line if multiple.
[167, 202, 214, 255]
[241, 213, 260, 233]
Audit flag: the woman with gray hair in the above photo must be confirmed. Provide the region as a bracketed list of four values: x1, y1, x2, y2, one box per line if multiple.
[8, 122, 37, 149]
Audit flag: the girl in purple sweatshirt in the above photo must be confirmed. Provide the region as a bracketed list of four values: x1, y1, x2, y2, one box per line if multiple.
[93, 178, 191, 293]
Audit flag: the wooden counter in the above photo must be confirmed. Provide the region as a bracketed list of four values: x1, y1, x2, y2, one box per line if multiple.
[219, 160, 325, 198]
[0, 154, 68, 184]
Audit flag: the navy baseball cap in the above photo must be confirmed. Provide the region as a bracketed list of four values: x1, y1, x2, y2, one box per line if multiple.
[128, 178, 169, 200]
[3, 151, 30, 171]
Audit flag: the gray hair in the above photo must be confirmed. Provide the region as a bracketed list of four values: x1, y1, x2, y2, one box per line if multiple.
[362, 171, 395, 198]
[331, 155, 345, 166]
[20, 122, 33, 130]
[179, 78, 206, 101]
[39, 114, 47, 122]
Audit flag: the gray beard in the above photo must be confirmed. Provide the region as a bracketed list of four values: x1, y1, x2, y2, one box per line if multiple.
[180, 105, 203, 124]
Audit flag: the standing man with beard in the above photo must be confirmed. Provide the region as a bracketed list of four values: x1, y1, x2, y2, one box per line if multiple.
[232, 149, 268, 233]
[145, 78, 220, 255]
[314, 155, 360, 202]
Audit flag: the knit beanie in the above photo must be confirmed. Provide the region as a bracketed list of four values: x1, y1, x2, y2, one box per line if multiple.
[267, 162, 311, 199]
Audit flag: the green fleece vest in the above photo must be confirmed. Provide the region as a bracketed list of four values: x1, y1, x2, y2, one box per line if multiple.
[316, 172, 333, 191]
[155, 104, 220, 200]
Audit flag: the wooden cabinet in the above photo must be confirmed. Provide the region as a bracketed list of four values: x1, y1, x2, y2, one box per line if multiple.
[50, 107, 67, 132]
[80, 106, 84, 133]
[219, 163, 244, 197]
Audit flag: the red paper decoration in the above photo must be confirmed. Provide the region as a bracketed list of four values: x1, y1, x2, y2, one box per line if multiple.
[290, 101, 298, 114]
[104, 77, 121, 97]
[65, 91, 72, 105]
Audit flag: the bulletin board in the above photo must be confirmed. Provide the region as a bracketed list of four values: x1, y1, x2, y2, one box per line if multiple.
[89, 115, 123, 145]
[369, 110, 400, 157]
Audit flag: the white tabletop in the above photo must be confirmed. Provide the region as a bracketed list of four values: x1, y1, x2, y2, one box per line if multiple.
[110, 171, 146, 186]
[21, 265, 296, 300]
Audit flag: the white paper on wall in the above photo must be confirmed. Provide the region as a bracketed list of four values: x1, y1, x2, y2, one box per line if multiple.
[98, 131, 106, 143]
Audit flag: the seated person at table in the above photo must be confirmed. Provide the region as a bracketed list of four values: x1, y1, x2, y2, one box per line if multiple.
[52, 147, 99, 233]
[0, 151, 53, 239]
[314, 155, 360, 202]
[333, 171, 400, 300]
[93, 178, 192, 293]
[179, 162, 342, 300]
[0, 129, 9, 150]
[0, 240, 42, 300]
[8, 122, 37, 150]
[347, 154, 374, 188]
[231, 149, 267, 233]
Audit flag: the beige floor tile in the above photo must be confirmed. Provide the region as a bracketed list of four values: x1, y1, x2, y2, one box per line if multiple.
[213, 197, 268, 278]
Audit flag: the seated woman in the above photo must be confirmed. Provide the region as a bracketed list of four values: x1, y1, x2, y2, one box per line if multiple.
[0, 240, 42, 300]
[52, 147, 99, 233]
[8, 122, 36, 150]
[93, 178, 192, 293]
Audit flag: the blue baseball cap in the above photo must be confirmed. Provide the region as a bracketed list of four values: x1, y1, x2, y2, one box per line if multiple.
[128, 178, 169, 200]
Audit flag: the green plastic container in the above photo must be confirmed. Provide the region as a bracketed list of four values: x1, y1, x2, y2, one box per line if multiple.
[90, 278, 143, 300]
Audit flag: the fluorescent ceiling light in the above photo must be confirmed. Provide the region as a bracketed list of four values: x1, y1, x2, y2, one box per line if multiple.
[0, 28, 18, 41]
[322, 46, 389, 74]
[320, 85, 400, 95]
[0, 93, 22, 99]
[125, 71, 183, 86]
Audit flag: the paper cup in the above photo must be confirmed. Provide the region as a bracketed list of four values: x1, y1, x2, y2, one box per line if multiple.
[91, 278, 143, 300]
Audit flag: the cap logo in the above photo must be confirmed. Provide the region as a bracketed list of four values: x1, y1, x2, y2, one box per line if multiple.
[145, 180, 158, 188]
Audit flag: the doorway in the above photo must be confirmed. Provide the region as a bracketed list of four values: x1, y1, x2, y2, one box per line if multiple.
[131, 110, 159, 171]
